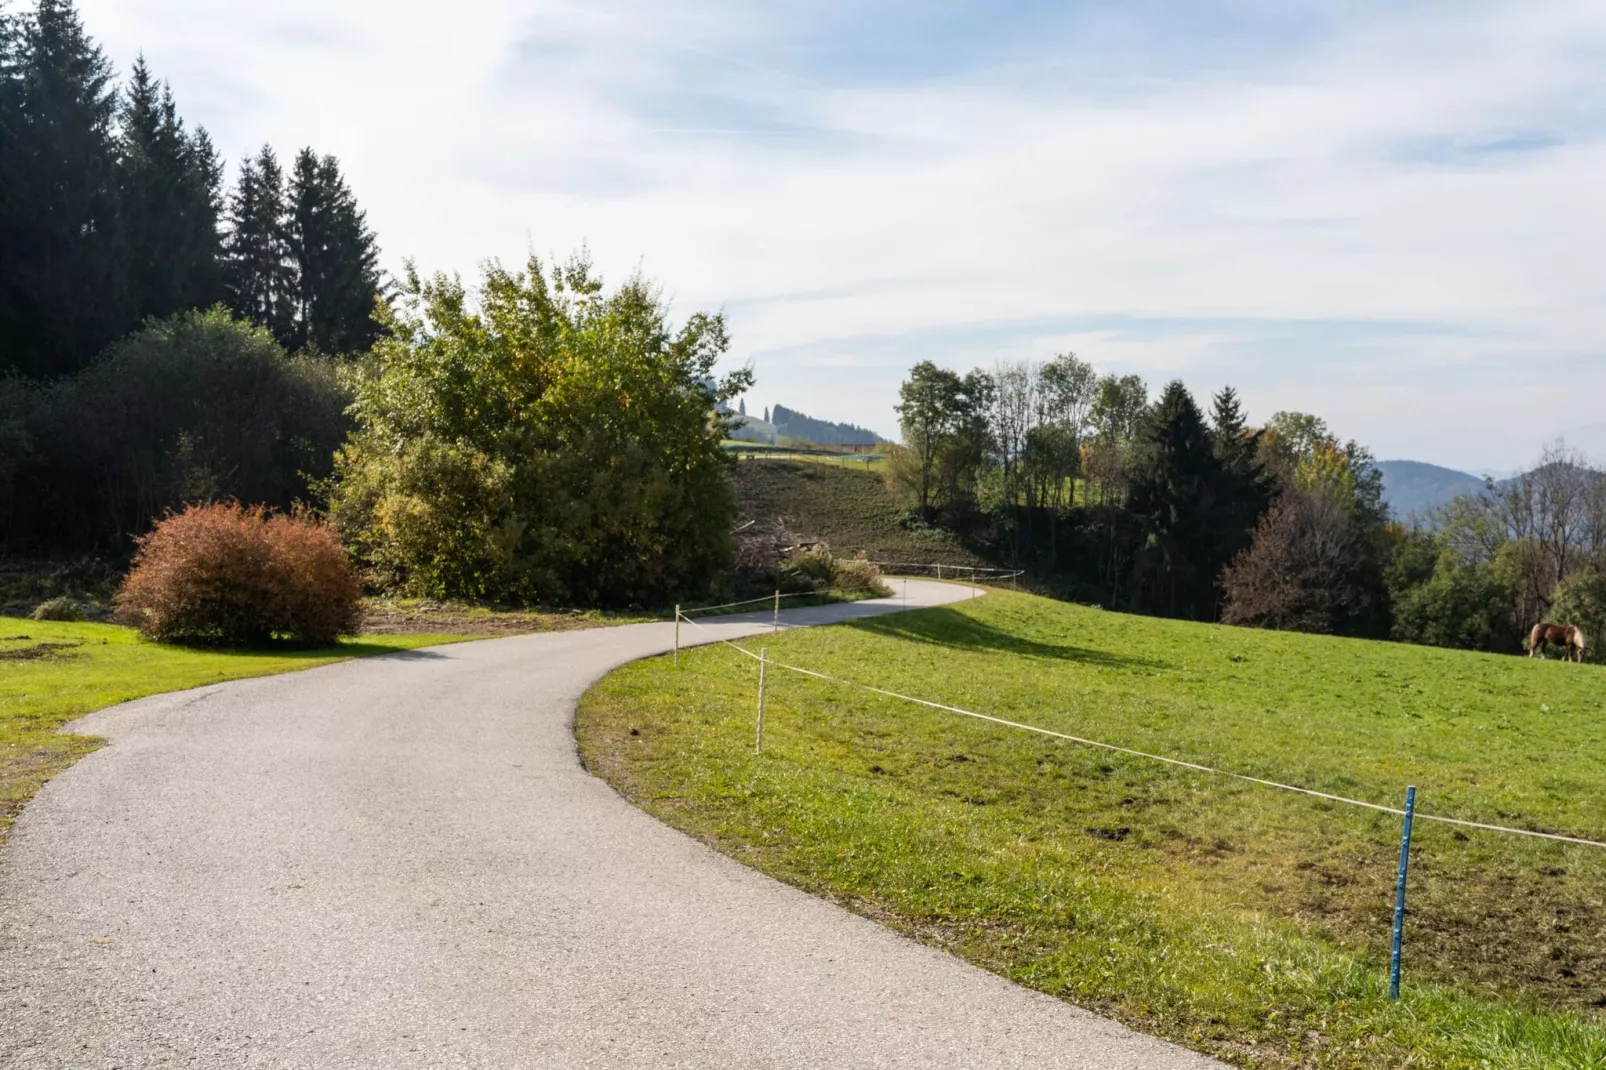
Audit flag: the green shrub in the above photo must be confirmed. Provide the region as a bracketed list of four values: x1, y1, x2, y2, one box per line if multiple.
[29, 596, 83, 622]
[326, 253, 750, 606]
[24, 308, 350, 552]
[115, 502, 363, 644]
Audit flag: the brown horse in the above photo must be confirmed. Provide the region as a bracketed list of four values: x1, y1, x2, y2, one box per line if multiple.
[1529, 621, 1588, 663]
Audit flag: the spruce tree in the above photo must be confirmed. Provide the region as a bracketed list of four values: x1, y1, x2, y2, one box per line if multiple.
[1209, 385, 1275, 573]
[286, 148, 380, 353]
[0, 0, 122, 378]
[115, 55, 225, 322]
[1126, 381, 1226, 620]
[223, 144, 294, 343]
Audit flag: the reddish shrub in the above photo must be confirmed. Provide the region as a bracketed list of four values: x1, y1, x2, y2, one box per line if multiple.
[116, 503, 363, 644]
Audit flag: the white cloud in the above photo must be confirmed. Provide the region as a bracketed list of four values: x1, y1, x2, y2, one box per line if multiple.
[77, 0, 1606, 470]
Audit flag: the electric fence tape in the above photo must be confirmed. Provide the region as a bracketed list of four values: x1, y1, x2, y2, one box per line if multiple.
[674, 609, 1606, 851]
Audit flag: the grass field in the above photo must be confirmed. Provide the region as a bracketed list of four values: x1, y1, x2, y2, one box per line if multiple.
[733, 458, 985, 568]
[578, 588, 1606, 1069]
[0, 621, 468, 848]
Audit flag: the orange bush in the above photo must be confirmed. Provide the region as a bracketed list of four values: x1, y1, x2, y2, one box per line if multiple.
[116, 503, 363, 644]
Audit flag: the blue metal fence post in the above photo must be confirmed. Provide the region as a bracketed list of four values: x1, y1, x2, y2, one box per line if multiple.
[1389, 785, 1417, 1000]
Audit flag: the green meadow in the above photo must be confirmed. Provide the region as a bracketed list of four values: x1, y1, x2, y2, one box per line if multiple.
[579, 588, 1606, 1068]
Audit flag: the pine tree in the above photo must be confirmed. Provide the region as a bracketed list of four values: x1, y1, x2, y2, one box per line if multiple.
[1209, 385, 1275, 571]
[223, 144, 294, 342]
[1126, 381, 1227, 620]
[286, 148, 380, 353]
[176, 124, 224, 308]
[0, 0, 122, 378]
[116, 55, 223, 322]
[738, 398, 746, 417]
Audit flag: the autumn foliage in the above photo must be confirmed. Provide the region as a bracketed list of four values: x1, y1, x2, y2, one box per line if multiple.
[116, 503, 362, 644]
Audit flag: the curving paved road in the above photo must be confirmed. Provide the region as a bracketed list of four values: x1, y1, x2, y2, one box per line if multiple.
[0, 580, 1222, 1069]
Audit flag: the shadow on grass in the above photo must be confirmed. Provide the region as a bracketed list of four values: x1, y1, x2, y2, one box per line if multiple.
[844, 606, 1161, 669]
[152, 638, 454, 662]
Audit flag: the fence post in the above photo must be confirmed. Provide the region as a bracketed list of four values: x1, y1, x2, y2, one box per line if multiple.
[773, 590, 780, 632]
[936, 564, 943, 580]
[674, 605, 680, 667]
[1389, 785, 1417, 1000]
[756, 648, 767, 753]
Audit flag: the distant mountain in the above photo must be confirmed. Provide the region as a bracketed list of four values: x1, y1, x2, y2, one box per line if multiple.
[770, 405, 888, 447]
[1377, 460, 1487, 519]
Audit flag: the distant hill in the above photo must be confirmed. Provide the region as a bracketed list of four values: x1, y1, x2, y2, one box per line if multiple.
[1377, 460, 1487, 519]
[770, 405, 888, 447]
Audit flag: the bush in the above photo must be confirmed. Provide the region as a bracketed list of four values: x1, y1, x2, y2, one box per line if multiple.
[30, 596, 83, 622]
[832, 553, 888, 594]
[326, 253, 751, 606]
[17, 308, 351, 553]
[778, 543, 890, 595]
[115, 503, 363, 644]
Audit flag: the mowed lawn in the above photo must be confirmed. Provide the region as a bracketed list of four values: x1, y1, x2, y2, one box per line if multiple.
[578, 588, 1606, 1069]
[0, 621, 468, 846]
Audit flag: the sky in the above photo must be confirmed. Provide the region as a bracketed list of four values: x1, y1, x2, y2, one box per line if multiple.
[79, 0, 1606, 474]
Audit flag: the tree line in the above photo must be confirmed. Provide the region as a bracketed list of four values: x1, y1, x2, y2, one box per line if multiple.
[0, 0, 386, 558]
[885, 355, 1441, 646]
[0, 0, 381, 381]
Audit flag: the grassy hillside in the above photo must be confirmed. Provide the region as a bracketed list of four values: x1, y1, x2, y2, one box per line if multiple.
[733, 458, 983, 567]
[578, 589, 1606, 1069]
[0, 622, 467, 849]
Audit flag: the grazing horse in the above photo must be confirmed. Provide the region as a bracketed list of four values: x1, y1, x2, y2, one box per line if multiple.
[1529, 621, 1588, 663]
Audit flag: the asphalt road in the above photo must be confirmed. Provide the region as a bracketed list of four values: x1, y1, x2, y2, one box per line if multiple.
[0, 580, 1223, 1069]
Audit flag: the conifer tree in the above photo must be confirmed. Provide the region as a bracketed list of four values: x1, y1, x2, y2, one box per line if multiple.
[223, 144, 294, 342]
[286, 147, 380, 353]
[115, 55, 222, 323]
[1126, 381, 1227, 620]
[0, 0, 122, 377]
[1208, 385, 1276, 585]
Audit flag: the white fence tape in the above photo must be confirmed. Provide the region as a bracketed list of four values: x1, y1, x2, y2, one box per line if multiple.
[674, 610, 1606, 851]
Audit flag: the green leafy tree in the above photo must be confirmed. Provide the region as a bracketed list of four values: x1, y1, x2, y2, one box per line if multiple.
[327, 252, 750, 605]
[1389, 537, 1520, 652]
[1083, 373, 1148, 504]
[286, 147, 381, 353]
[1548, 570, 1606, 661]
[891, 361, 991, 517]
[30, 307, 348, 549]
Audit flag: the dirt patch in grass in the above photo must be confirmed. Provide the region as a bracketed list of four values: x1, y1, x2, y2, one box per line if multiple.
[0, 641, 83, 661]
